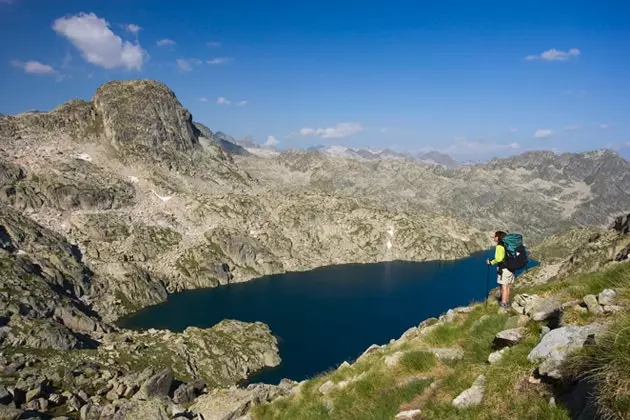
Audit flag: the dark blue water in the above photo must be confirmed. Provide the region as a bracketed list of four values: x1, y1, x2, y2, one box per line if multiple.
[120, 252, 535, 384]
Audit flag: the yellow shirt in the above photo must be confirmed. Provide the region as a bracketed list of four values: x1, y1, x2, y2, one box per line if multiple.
[490, 244, 506, 265]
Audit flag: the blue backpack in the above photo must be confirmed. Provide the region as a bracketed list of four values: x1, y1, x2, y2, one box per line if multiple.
[502, 233, 528, 271]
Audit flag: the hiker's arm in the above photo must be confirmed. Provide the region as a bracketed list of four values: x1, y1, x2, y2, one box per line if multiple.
[490, 245, 505, 265]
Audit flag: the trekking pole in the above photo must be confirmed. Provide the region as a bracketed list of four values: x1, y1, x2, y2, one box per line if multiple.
[485, 264, 490, 308]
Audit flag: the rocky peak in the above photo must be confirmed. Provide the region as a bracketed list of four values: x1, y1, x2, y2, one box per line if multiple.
[92, 80, 200, 156]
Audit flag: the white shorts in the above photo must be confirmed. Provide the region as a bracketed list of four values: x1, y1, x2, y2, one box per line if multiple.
[497, 268, 515, 285]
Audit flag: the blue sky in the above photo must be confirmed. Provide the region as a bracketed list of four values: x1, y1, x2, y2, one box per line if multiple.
[1, 0, 629, 160]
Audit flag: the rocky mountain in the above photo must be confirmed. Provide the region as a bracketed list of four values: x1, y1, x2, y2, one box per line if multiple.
[300, 145, 460, 168]
[1, 78, 630, 418]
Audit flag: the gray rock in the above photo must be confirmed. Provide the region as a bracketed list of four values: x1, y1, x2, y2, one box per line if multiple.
[452, 375, 485, 408]
[494, 328, 525, 348]
[427, 348, 464, 362]
[583, 295, 603, 315]
[453, 306, 474, 314]
[598, 289, 617, 306]
[135, 368, 173, 400]
[0, 405, 23, 420]
[80, 403, 103, 420]
[530, 298, 561, 322]
[67, 394, 84, 412]
[190, 384, 289, 420]
[338, 361, 351, 370]
[395, 408, 423, 419]
[488, 347, 510, 364]
[442, 309, 456, 323]
[173, 379, 205, 405]
[561, 299, 583, 310]
[113, 398, 170, 420]
[528, 323, 608, 378]
[25, 383, 44, 403]
[384, 351, 404, 367]
[603, 305, 624, 314]
[0, 385, 12, 404]
[357, 344, 382, 361]
[318, 380, 335, 396]
[48, 393, 65, 406]
[541, 326, 551, 335]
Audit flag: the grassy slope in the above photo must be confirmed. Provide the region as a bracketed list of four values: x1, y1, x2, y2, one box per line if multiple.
[253, 242, 630, 420]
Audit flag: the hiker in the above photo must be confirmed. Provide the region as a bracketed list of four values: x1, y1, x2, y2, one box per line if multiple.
[486, 231, 514, 308]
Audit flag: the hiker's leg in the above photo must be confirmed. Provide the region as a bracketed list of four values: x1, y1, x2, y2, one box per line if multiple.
[501, 284, 508, 305]
[501, 269, 515, 304]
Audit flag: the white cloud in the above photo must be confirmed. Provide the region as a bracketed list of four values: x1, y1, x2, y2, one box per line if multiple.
[599, 123, 610, 129]
[11, 60, 57, 75]
[509, 128, 518, 133]
[236, 100, 248, 107]
[265, 135, 278, 146]
[176, 58, 202, 72]
[380, 128, 388, 133]
[565, 124, 581, 131]
[427, 139, 520, 157]
[217, 96, 231, 105]
[207, 57, 232, 65]
[298, 123, 364, 139]
[199, 97, 208, 102]
[525, 48, 580, 61]
[157, 39, 176, 47]
[534, 129, 554, 138]
[207, 41, 221, 47]
[126, 24, 141, 33]
[564, 89, 587, 96]
[53, 13, 146, 71]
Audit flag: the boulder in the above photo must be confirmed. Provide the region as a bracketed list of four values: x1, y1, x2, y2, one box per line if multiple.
[80, 403, 103, 420]
[318, 380, 335, 396]
[529, 298, 561, 322]
[583, 295, 603, 315]
[25, 383, 44, 403]
[488, 347, 510, 364]
[452, 375, 485, 408]
[134, 368, 173, 400]
[493, 328, 525, 348]
[0, 405, 23, 420]
[190, 384, 289, 420]
[597, 289, 617, 306]
[528, 323, 608, 378]
[0, 385, 12, 404]
[453, 306, 474, 314]
[427, 348, 465, 362]
[384, 352, 404, 368]
[357, 344, 382, 361]
[173, 379, 205, 405]
[67, 394, 85, 412]
[395, 408, 423, 419]
[442, 309, 456, 323]
[603, 305, 624, 314]
[113, 398, 170, 420]
[512, 294, 561, 321]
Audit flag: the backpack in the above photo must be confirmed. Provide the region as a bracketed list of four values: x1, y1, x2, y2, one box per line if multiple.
[502, 233, 528, 271]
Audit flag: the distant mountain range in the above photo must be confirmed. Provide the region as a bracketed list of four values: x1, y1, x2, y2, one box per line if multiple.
[199, 133, 461, 169]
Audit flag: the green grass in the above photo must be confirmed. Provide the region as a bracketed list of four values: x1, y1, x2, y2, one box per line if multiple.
[400, 350, 437, 372]
[565, 311, 630, 419]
